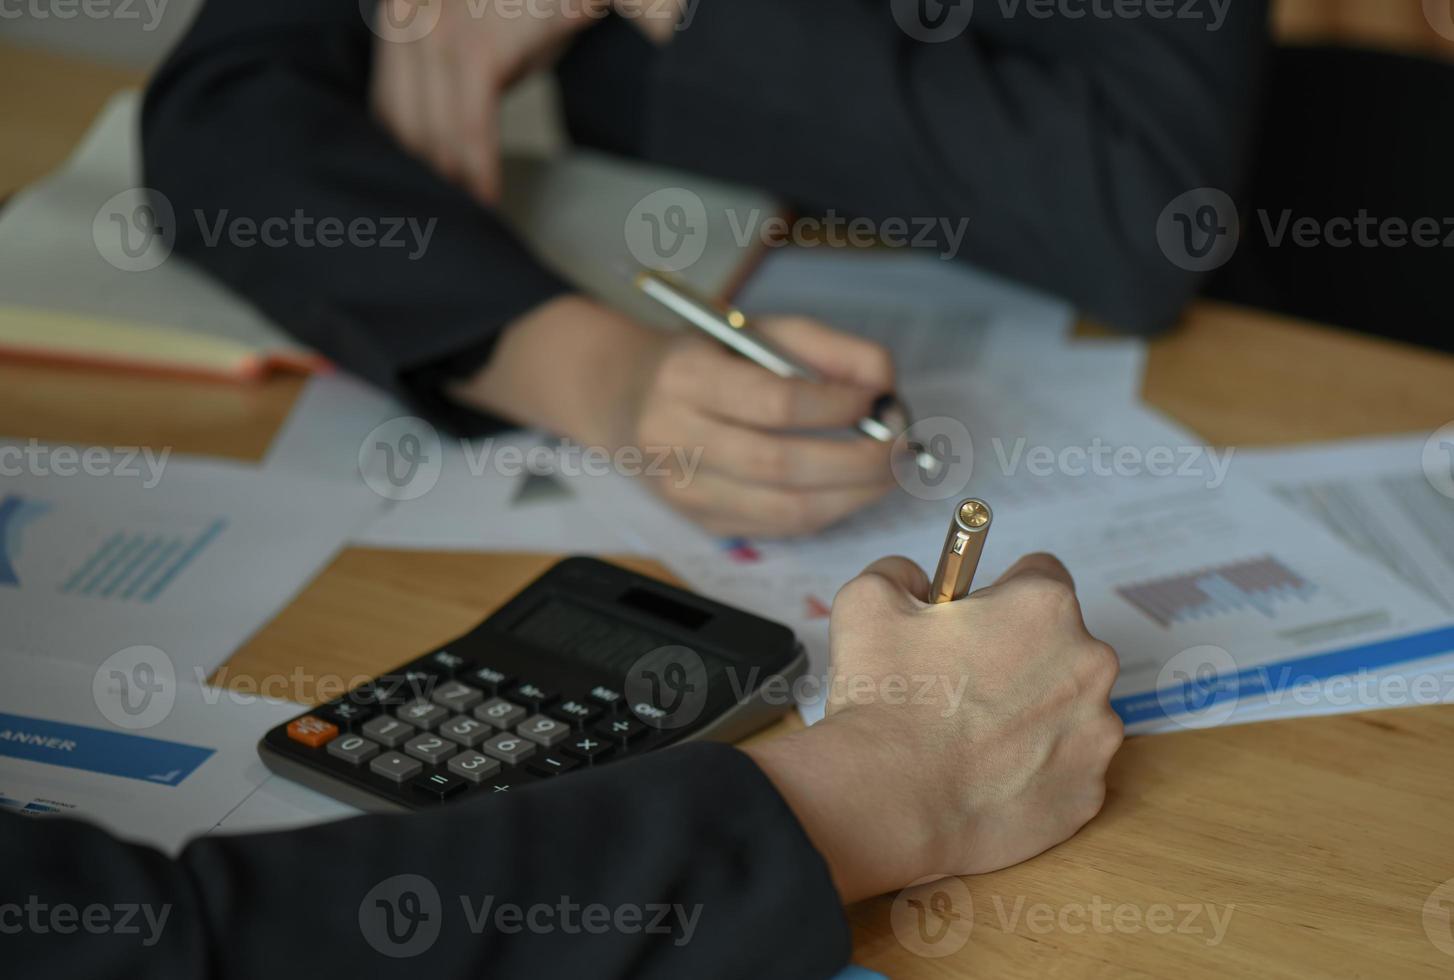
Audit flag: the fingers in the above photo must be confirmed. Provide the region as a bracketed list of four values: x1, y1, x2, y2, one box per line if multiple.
[989, 552, 1076, 592]
[686, 415, 893, 490]
[656, 468, 891, 538]
[857, 556, 932, 604]
[670, 343, 881, 430]
[756, 317, 897, 392]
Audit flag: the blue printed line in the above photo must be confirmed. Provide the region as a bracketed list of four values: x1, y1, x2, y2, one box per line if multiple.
[120, 537, 183, 601]
[98, 535, 164, 598]
[1113, 624, 1454, 726]
[78, 534, 146, 596]
[0, 712, 213, 786]
[59, 532, 125, 594]
[141, 519, 227, 602]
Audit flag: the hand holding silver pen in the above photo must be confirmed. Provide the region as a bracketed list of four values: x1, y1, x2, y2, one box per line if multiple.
[634, 268, 943, 478]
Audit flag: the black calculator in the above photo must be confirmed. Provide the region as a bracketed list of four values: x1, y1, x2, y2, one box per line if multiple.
[259, 557, 807, 811]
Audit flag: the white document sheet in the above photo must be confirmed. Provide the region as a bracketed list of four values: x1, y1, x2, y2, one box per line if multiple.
[264, 372, 637, 553]
[0, 453, 381, 676]
[1237, 434, 1454, 613]
[0, 651, 309, 854]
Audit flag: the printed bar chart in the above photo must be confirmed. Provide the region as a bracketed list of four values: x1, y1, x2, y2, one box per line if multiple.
[1116, 556, 1319, 628]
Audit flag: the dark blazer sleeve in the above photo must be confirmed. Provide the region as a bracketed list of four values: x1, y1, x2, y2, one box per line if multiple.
[4, 742, 850, 980]
[575, 0, 1270, 333]
[141, 0, 571, 431]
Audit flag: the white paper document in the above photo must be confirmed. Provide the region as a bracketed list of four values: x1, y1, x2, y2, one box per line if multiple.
[0, 651, 311, 853]
[264, 372, 637, 554]
[0, 453, 381, 675]
[1238, 434, 1454, 613]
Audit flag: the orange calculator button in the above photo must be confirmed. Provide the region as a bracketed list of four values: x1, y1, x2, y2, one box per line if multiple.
[286, 715, 339, 748]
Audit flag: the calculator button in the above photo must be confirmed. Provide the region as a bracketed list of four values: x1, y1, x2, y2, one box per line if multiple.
[403, 733, 456, 765]
[588, 685, 624, 713]
[438, 715, 491, 748]
[343, 683, 385, 707]
[374, 669, 438, 706]
[446, 750, 502, 784]
[473, 697, 527, 730]
[517, 715, 571, 747]
[526, 754, 580, 778]
[419, 650, 473, 675]
[480, 733, 537, 765]
[509, 682, 558, 710]
[466, 665, 515, 693]
[326, 734, 380, 765]
[370, 752, 423, 783]
[594, 716, 647, 745]
[562, 735, 614, 764]
[486, 774, 539, 794]
[319, 700, 377, 729]
[396, 700, 450, 730]
[412, 770, 468, 801]
[549, 700, 602, 728]
[361, 715, 415, 748]
[286, 716, 338, 749]
[430, 680, 484, 714]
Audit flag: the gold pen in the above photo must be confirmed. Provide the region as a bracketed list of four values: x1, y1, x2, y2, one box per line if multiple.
[632, 267, 943, 477]
[930, 498, 993, 603]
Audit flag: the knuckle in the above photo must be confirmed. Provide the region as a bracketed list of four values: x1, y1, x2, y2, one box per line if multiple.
[836, 569, 902, 611]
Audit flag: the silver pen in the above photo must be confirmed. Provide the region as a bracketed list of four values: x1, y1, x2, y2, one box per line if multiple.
[633, 268, 942, 476]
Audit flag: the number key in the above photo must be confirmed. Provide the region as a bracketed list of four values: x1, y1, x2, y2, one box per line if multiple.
[396, 700, 450, 730]
[481, 732, 536, 765]
[439, 715, 490, 748]
[327, 734, 379, 765]
[403, 733, 455, 765]
[361, 715, 415, 748]
[473, 697, 526, 730]
[430, 680, 484, 714]
[446, 750, 502, 784]
[516, 715, 571, 748]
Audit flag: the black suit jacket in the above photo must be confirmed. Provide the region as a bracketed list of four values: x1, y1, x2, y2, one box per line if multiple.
[4, 741, 849, 978]
[141, 0, 1269, 432]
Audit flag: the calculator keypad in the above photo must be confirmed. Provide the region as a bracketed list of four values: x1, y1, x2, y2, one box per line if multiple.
[266, 632, 734, 811]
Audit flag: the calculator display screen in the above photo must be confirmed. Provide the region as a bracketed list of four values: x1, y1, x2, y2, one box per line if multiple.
[511, 596, 727, 678]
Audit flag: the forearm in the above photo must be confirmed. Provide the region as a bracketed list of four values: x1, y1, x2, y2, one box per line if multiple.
[7, 743, 850, 979]
[142, 0, 569, 413]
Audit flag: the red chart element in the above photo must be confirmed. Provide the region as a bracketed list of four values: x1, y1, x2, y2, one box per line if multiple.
[803, 595, 832, 620]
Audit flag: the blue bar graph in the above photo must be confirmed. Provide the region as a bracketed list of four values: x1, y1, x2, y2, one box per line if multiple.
[58, 519, 227, 604]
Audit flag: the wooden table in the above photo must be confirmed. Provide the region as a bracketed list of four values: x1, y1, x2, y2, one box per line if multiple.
[6, 37, 1454, 980]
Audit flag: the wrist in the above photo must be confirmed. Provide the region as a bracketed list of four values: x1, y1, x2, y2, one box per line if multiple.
[743, 713, 942, 903]
[448, 294, 665, 448]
